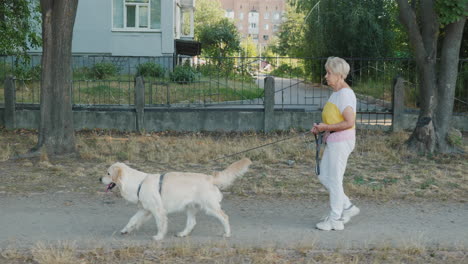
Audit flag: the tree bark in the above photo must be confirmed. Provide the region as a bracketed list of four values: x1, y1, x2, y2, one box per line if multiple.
[35, 0, 78, 155]
[435, 17, 466, 152]
[397, 0, 438, 153]
[396, 0, 466, 153]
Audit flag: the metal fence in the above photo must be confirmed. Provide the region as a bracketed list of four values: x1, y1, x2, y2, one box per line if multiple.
[1, 55, 467, 120]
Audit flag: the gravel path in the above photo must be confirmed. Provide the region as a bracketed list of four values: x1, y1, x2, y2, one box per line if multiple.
[1, 193, 466, 249]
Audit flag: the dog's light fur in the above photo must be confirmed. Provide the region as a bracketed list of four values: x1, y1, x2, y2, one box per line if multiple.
[101, 158, 252, 240]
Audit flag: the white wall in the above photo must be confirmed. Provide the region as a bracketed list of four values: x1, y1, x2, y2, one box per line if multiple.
[30, 0, 174, 56]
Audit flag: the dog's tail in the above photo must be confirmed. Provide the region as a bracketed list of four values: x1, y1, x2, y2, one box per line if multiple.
[212, 158, 252, 190]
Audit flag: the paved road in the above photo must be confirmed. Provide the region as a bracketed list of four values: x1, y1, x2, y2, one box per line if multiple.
[1, 193, 466, 249]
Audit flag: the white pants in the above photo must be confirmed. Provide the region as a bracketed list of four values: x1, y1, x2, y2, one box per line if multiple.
[318, 139, 355, 220]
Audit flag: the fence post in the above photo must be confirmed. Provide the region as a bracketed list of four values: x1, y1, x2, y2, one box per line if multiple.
[392, 76, 405, 132]
[134, 76, 145, 133]
[264, 76, 275, 132]
[4, 76, 16, 130]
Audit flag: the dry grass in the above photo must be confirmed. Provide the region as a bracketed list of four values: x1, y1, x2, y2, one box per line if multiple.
[0, 128, 467, 201]
[0, 240, 465, 264]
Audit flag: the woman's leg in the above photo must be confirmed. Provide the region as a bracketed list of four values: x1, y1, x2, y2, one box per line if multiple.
[324, 140, 354, 220]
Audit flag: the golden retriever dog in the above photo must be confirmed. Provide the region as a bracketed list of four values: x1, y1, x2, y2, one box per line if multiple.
[100, 158, 252, 241]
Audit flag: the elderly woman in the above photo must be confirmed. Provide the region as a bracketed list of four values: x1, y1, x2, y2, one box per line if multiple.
[311, 57, 359, 231]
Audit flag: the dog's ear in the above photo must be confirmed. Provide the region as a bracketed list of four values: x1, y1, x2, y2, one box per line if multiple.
[112, 166, 123, 183]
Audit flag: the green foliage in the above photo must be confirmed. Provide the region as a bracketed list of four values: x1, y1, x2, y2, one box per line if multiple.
[90, 62, 118, 79]
[241, 37, 258, 58]
[136, 62, 165, 78]
[273, 5, 306, 57]
[194, 0, 225, 39]
[436, 0, 468, 26]
[198, 18, 241, 58]
[14, 64, 41, 80]
[270, 64, 305, 78]
[285, 0, 403, 58]
[0, 0, 41, 57]
[170, 65, 197, 84]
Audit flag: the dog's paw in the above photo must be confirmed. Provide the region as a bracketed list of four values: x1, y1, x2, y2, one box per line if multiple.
[176, 232, 189, 237]
[153, 235, 164, 241]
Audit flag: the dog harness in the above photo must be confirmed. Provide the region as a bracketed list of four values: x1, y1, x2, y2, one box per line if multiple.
[137, 173, 166, 200]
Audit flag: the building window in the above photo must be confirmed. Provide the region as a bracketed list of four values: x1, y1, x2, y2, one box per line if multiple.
[113, 0, 161, 30]
[252, 34, 258, 40]
[274, 12, 280, 20]
[239, 23, 243, 30]
[264, 12, 269, 19]
[250, 23, 257, 29]
[264, 24, 269, 30]
[263, 35, 269, 40]
[239, 12, 244, 20]
[226, 9, 234, 19]
[273, 24, 279, 32]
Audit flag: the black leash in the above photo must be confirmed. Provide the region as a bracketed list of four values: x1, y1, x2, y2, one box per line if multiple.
[313, 131, 334, 176]
[314, 133, 323, 175]
[212, 131, 312, 161]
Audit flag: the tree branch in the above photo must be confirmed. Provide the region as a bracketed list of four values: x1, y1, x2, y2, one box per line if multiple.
[395, 0, 426, 65]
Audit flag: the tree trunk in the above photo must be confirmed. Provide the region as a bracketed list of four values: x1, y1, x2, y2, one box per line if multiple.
[35, 0, 78, 155]
[397, 0, 467, 153]
[434, 18, 467, 152]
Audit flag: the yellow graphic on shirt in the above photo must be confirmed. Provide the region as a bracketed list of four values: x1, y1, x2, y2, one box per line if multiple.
[322, 102, 355, 129]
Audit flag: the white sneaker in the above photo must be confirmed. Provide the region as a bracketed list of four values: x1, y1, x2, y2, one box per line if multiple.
[316, 216, 344, 231]
[342, 205, 360, 224]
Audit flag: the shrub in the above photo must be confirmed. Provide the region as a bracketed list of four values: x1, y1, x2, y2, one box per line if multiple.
[136, 62, 165, 78]
[170, 65, 197, 84]
[270, 64, 304, 78]
[90, 62, 118, 79]
[12, 64, 41, 80]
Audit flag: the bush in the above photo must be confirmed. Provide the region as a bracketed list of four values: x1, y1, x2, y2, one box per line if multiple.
[170, 65, 197, 84]
[12, 64, 41, 80]
[270, 64, 304, 78]
[90, 62, 118, 79]
[136, 62, 165, 78]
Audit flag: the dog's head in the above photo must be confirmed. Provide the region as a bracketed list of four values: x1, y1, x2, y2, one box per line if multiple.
[100, 162, 125, 192]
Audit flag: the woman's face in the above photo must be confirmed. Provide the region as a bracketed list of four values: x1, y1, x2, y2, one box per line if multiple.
[325, 68, 341, 88]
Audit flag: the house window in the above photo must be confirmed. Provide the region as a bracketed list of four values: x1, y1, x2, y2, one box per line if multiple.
[263, 35, 269, 40]
[252, 34, 258, 40]
[274, 12, 280, 20]
[273, 24, 279, 32]
[226, 9, 234, 19]
[264, 12, 269, 19]
[239, 12, 244, 20]
[239, 23, 243, 30]
[250, 23, 257, 29]
[113, 0, 161, 30]
[264, 24, 269, 30]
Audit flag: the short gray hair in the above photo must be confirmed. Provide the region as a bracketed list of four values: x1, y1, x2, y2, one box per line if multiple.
[325, 57, 350, 79]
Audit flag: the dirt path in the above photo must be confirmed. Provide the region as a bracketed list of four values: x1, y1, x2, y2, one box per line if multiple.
[0, 193, 466, 250]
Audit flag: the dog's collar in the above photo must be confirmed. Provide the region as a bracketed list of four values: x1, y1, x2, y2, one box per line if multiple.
[137, 173, 166, 200]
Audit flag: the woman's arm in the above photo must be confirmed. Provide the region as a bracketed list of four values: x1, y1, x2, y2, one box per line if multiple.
[314, 106, 355, 132]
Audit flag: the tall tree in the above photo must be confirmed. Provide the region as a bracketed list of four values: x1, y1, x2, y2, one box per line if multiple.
[197, 18, 241, 58]
[34, 0, 78, 155]
[273, 4, 306, 57]
[396, 0, 467, 153]
[194, 0, 225, 39]
[0, 0, 41, 56]
[290, 0, 399, 58]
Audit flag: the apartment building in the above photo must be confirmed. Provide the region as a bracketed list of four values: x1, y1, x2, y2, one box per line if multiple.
[219, 0, 286, 50]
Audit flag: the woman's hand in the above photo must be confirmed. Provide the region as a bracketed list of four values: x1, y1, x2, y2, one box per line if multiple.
[311, 126, 319, 135]
[313, 123, 328, 133]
